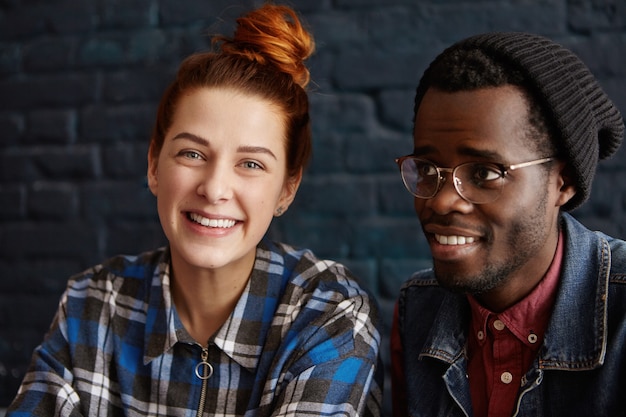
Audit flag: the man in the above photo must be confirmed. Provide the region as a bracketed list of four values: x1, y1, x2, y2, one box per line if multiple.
[391, 32, 626, 417]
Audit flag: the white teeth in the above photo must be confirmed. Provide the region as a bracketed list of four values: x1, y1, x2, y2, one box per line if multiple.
[189, 213, 236, 228]
[435, 234, 475, 245]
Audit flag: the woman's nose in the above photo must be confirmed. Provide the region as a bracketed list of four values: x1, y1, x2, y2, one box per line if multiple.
[196, 163, 234, 203]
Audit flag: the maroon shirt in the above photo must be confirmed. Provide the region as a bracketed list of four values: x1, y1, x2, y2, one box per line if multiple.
[467, 232, 563, 416]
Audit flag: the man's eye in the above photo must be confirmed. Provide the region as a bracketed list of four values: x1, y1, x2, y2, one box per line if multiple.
[471, 164, 502, 182]
[416, 162, 438, 177]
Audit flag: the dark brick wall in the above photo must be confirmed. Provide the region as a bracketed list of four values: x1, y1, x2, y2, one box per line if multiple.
[1, 0, 625, 413]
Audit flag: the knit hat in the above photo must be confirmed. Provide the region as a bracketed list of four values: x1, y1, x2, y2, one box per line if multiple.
[414, 32, 624, 211]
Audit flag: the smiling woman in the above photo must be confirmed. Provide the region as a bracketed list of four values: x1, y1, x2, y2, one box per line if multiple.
[6, 4, 383, 417]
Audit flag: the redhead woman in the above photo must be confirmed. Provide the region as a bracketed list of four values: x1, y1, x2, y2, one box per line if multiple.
[7, 4, 382, 416]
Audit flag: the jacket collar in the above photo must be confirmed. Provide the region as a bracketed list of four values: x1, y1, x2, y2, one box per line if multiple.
[539, 213, 609, 369]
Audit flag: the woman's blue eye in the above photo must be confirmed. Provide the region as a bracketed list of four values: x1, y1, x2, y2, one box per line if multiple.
[241, 161, 263, 169]
[181, 150, 202, 159]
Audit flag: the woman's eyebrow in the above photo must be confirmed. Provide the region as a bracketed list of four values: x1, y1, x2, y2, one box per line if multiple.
[237, 146, 277, 160]
[172, 133, 277, 160]
[172, 132, 209, 146]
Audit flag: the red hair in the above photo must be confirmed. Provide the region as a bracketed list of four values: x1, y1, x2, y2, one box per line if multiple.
[149, 4, 315, 179]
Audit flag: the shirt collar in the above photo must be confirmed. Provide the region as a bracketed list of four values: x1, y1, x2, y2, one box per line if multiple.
[468, 229, 564, 348]
[143, 242, 289, 372]
[143, 247, 182, 364]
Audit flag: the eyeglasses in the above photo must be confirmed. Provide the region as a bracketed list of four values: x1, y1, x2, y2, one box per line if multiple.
[395, 155, 555, 204]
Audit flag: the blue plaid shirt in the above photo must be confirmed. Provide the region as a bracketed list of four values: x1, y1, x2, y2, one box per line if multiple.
[8, 240, 382, 416]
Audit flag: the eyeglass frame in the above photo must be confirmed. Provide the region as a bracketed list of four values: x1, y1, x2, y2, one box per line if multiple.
[394, 155, 556, 204]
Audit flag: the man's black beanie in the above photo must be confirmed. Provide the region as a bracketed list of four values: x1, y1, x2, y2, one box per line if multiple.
[413, 32, 625, 211]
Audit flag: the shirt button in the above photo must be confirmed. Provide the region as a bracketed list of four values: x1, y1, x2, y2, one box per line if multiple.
[528, 333, 538, 344]
[500, 372, 513, 384]
[477, 330, 484, 340]
[493, 319, 505, 331]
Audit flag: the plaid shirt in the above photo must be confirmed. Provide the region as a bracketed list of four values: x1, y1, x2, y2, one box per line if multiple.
[8, 240, 383, 416]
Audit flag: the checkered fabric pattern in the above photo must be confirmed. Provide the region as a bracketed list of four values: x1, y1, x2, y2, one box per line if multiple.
[8, 240, 383, 416]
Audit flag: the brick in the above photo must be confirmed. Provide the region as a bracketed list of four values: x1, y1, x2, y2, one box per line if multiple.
[0, 145, 99, 184]
[0, 73, 97, 111]
[0, 185, 25, 219]
[158, 0, 250, 27]
[80, 103, 155, 142]
[568, 0, 625, 32]
[351, 217, 428, 258]
[106, 222, 167, 256]
[100, 0, 159, 29]
[267, 217, 353, 259]
[126, 30, 171, 65]
[81, 180, 158, 221]
[25, 109, 76, 144]
[0, 148, 40, 182]
[0, 42, 20, 75]
[482, 2, 566, 35]
[378, 175, 416, 216]
[0, 259, 79, 294]
[289, 0, 332, 12]
[22, 37, 76, 72]
[569, 34, 626, 78]
[0, 6, 47, 40]
[0, 294, 59, 348]
[293, 174, 377, 216]
[304, 11, 366, 45]
[334, 50, 431, 90]
[47, 1, 99, 35]
[378, 89, 416, 132]
[35, 145, 101, 180]
[28, 181, 79, 220]
[345, 133, 408, 174]
[78, 30, 176, 69]
[307, 132, 347, 175]
[0, 221, 101, 264]
[76, 34, 127, 68]
[103, 67, 173, 103]
[310, 93, 377, 134]
[0, 112, 24, 147]
[101, 143, 150, 178]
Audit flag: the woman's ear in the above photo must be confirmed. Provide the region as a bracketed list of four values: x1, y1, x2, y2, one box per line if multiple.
[275, 168, 303, 216]
[147, 143, 159, 197]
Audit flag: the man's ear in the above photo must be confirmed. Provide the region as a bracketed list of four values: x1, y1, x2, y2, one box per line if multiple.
[275, 168, 303, 216]
[555, 162, 577, 208]
[147, 143, 159, 197]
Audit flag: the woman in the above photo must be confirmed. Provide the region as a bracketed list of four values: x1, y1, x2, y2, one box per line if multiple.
[7, 4, 382, 416]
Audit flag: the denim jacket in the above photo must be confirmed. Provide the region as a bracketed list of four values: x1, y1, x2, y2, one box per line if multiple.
[396, 213, 626, 417]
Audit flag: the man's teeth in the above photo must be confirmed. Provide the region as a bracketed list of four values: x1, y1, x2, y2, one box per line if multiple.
[189, 213, 236, 228]
[435, 234, 475, 245]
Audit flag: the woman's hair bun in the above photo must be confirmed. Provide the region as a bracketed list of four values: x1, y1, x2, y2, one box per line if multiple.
[216, 3, 315, 89]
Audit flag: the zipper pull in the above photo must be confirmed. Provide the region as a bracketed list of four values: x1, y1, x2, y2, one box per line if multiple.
[194, 347, 214, 380]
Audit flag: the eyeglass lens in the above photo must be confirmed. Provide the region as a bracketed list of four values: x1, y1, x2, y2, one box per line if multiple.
[399, 158, 504, 204]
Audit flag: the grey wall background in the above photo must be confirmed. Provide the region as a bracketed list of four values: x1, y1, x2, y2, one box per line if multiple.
[1, 0, 625, 414]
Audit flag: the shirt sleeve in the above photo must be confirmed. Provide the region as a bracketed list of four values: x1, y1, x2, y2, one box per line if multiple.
[391, 301, 409, 417]
[7, 292, 84, 417]
[260, 296, 383, 417]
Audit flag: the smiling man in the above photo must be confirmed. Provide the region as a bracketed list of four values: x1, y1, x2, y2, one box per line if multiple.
[391, 32, 626, 417]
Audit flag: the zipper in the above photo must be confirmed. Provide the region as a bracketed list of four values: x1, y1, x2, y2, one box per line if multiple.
[195, 346, 213, 417]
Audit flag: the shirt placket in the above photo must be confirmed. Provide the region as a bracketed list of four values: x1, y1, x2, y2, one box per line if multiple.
[488, 316, 522, 417]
